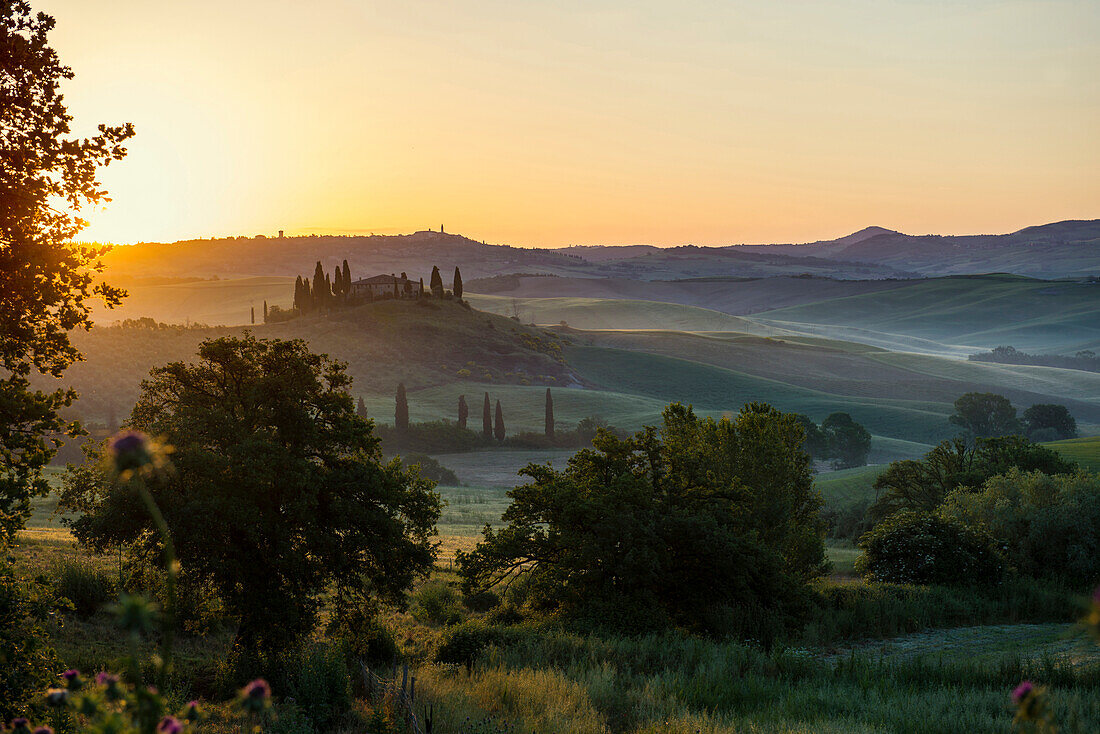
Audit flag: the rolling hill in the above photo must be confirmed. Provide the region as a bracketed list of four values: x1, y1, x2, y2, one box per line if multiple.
[756, 275, 1100, 355]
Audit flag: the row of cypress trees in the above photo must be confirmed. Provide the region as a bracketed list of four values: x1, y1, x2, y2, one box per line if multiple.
[293, 259, 352, 313]
[388, 384, 556, 440]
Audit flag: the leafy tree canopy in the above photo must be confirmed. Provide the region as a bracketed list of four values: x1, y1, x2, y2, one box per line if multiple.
[62, 334, 441, 651]
[869, 435, 1077, 521]
[457, 403, 825, 636]
[949, 392, 1021, 438]
[0, 1, 133, 543]
[1022, 403, 1077, 442]
[821, 412, 872, 469]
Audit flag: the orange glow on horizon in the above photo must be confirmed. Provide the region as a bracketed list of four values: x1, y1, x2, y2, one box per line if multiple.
[41, 0, 1100, 248]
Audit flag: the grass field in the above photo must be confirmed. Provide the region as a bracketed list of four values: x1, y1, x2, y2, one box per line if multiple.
[815, 465, 887, 507]
[1043, 436, 1100, 473]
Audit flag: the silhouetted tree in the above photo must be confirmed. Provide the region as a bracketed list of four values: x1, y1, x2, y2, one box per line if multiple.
[821, 412, 871, 468]
[333, 266, 342, 297]
[342, 259, 352, 295]
[312, 261, 326, 310]
[494, 400, 505, 441]
[482, 393, 492, 439]
[250, 306, 255, 324]
[357, 396, 368, 419]
[293, 276, 304, 312]
[453, 266, 463, 300]
[545, 388, 555, 437]
[419, 277, 425, 297]
[395, 383, 409, 431]
[1022, 404, 1077, 441]
[458, 395, 468, 428]
[430, 266, 443, 297]
[263, 300, 268, 322]
[950, 392, 1020, 438]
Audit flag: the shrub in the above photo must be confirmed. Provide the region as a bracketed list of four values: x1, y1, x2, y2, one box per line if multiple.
[401, 453, 460, 485]
[436, 620, 505, 668]
[344, 619, 399, 667]
[410, 581, 466, 626]
[855, 511, 1004, 585]
[52, 560, 115, 618]
[940, 469, 1100, 587]
[463, 589, 500, 612]
[278, 642, 353, 733]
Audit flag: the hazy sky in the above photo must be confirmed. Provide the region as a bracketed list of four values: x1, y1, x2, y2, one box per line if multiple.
[42, 0, 1100, 246]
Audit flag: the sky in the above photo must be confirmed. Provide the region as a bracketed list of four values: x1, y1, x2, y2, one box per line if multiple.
[42, 0, 1100, 247]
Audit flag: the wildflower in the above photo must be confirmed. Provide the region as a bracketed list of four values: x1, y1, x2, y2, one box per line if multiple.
[33, 728, 53, 734]
[109, 430, 153, 475]
[10, 719, 30, 733]
[61, 669, 82, 691]
[156, 716, 183, 734]
[182, 700, 201, 721]
[1012, 680, 1033, 704]
[45, 689, 69, 708]
[1012, 679, 1053, 727]
[238, 678, 272, 714]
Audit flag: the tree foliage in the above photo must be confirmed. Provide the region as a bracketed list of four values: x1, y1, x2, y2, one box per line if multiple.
[482, 392, 492, 439]
[494, 399, 505, 441]
[821, 412, 871, 468]
[457, 403, 825, 635]
[63, 335, 441, 651]
[869, 435, 1077, 521]
[940, 469, 1100, 587]
[0, 1, 133, 543]
[457, 394, 468, 429]
[1021, 404, 1077, 441]
[950, 392, 1021, 438]
[544, 388, 554, 438]
[453, 266, 463, 300]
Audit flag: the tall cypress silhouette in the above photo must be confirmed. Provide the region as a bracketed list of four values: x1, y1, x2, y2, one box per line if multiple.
[312, 261, 325, 310]
[458, 394, 468, 428]
[250, 306, 255, 324]
[342, 259, 351, 295]
[482, 392, 492, 438]
[494, 400, 505, 441]
[453, 266, 463, 300]
[263, 300, 268, 322]
[430, 265, 443, 297]
[395, 383, 409, 431]
[293, 276, 303, 311]
[357, 396, 368, 419]
[333, 267, 342, 297]
[545, 387, 554, 437]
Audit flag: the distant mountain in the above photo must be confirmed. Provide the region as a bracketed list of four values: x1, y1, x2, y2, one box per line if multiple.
[740, 220, 1100, 277]
[100, 219, 1099, 283]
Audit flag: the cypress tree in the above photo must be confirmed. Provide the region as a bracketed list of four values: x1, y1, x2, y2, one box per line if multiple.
[312, 261, 325, 310]
[333, 267, 342, 297]
[395, 383, 409, 431]
[304, 279, 313, 312]
[419, 277, 424, 297]
[325, 273, 333, 301]
[342, 260, 351, 294]
[453, 266, 463, 300]
[357, 396, 368, 419]
[482, 392, 492, 438]
[458, 395, 468, 428]
[263, 300, 268, 322]
[293, 276, 303, 311]
[250, 306, 255, 324]
[430, 265, 443, 297]
[494, 400, 505, 441]
[545, 387, 554, 437]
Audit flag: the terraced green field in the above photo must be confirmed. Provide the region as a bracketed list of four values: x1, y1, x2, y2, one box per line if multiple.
[815, 465, 888, 507]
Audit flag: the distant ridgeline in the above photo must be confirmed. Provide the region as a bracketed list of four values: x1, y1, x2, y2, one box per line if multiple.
[969, 346, 1100, 373]
[266, 259, 465, 322]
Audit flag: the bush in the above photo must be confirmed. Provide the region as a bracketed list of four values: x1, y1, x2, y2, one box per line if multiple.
[436, 620, 505, 668]
[344, 619, 399, 667]
[463, 589, 500, 612]
[278, 643, 353, 733]
[410, 581, 466, 626]
[52, 560, 115, 618]
[400, 453, 460, 485]
[855, 511, 1004, 585]
[940, 469, 1100, 587]
[1, 563, 61, 721]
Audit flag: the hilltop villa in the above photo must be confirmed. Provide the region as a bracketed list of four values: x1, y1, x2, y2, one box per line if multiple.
[349, 273, 423, 299]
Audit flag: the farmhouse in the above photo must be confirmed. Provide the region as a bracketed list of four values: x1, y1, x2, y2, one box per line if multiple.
[350, 273, 423, 299]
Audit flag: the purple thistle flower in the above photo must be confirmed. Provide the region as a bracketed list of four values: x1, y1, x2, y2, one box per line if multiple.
[33, 728, 53, 734]
[61, 669, 79, 682]
[245, 679, 271, 700]
[182, 700, 201, 721]
[96, 672, 118, 686]
[156, 716, 183, 734]
[1013, 680, 1034, 704]
[10, 719, 29, 731]
[109, 430, 153, 475]
[44, 689, 68, 708]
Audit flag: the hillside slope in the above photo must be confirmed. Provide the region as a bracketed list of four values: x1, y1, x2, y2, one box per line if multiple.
[50, 299, 577, 423]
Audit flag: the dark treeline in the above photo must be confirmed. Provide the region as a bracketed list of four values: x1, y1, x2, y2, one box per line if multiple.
[969, 345, 1100, 373]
